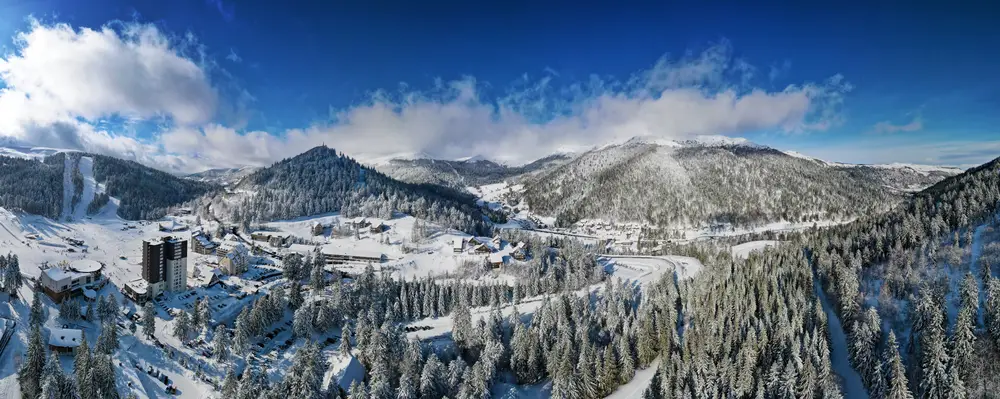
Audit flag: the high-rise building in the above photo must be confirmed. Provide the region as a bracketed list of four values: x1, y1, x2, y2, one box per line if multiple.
[142, 236, 188, 296]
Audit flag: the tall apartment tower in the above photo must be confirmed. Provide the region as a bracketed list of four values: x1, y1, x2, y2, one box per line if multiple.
[142, 236, 188, 296]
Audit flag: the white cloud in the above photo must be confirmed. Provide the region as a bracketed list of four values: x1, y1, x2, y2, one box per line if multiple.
[872, 116, 923, 134]
[163, 43, 851, 171]
[226, 48, 241, 63]
[0, 20, 851, 174]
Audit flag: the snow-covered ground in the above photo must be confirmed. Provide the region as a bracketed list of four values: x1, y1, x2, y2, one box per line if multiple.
[730, 240, 780, 259]
[606, 356, 660, 399]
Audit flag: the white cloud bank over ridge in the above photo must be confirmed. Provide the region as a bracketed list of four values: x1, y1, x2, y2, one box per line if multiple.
[0, 19, 851, 173]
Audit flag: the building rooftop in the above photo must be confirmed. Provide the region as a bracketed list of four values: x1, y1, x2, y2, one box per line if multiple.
[126, 278, 148, 295]
[48, 327, 83, 348]
[69, 259, 102, 273]
[43, 267, 90, 283]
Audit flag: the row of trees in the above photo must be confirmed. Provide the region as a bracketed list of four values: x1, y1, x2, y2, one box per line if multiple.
[19, 291, 123, 399]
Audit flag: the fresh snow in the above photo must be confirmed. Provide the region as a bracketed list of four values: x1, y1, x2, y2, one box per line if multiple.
[730, 240, 780, 259]
[72, 156, 97, 221]
[606, 356, 660, 399]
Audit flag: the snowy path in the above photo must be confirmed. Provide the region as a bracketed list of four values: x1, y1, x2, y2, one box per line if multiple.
[606, 356, 660, 399]
[60, 154, 74, 221]
[971, 225, 987, 327]
[71, 156, 96, 221]
[813, 277, 868, 398]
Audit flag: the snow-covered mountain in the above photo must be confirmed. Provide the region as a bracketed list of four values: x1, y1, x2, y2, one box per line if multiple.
[382, 136, 959, 229]
[185, 166, 260, 186]
[517, 137, 963, 227]
[204, 146, 493, 234]
[374, 153, 572, 189]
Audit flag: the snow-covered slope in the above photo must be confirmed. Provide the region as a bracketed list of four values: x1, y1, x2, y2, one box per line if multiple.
[515, 137, 960, 228]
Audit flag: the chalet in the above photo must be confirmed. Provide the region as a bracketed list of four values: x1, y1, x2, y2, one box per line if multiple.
[191, 232, 218, 255]
[488, 253, 509, 269]
[511, 243, 528, 260]
[250, 231, 292, 247]
[48, 327, 83, 353]
[351, 217, 371, 229]
[369, 222, 389, 234]
[311, 222, 325, 236]
[452, 238, 465, 253]
[471, 244, 493, 254]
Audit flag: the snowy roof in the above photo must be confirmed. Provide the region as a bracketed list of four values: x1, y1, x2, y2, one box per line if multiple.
[193, 233, 218, 248]
[288, 244, 317, 255]
[48, 327, 83, 348]
[320, 245, 384, 260]
[126, 279, 148, 295]
[453, 238, 464, 250]
[489, 253, 509, 264]
[322, 355, 366, 393]
[158, 220, 188, 231]
[351, 217, 367, 223]
[69, 259, 102, 273]
[218, 240, 245, 252]
[43, 267, 89, 283]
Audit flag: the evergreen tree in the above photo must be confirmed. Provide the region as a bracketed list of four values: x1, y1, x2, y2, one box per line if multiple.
[214, 324, 232, 363]
[347, 380, 367, 399]
[222, 368, 240, 397]
[142, 302, 156, 337]
[919, 301, 949, 399]
[29, 290, 45, 326]
[96, 321, 119, 354]
[18, 324, 46, 399]
[75, 331, 94, 399]
[173, 311, 191, 340]
[289, 283, 304, 310]
[951, 307, 976, 387]
[40, 351, 75, 399]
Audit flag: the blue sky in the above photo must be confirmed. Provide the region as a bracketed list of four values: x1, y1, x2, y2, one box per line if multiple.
[0, 1, 997, 172]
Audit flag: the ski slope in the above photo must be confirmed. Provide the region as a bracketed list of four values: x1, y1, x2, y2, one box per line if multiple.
[71, 156, 97, 221]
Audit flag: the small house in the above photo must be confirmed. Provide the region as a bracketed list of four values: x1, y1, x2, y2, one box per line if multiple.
[311, 222, 325, 236]
[48, 327, 83, 354]
[471, 244, 493, 254]
[369, 222, 389, 234]
[452, 238, 465, 254]
[488, 253, 509, 269]
[351, 217, 370, 229]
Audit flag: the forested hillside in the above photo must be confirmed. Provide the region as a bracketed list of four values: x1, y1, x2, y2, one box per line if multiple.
[0, 154, 64, 218]
[809, 155, 1000, 397]
[89, 154, 219, 220]
[375, 153, 571, 189]
[208, 146, 494, 234]
[519, 138, 958, 228]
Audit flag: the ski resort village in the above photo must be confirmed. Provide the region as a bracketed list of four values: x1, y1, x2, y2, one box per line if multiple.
[0, 150, 721, 399]
[2, 4, 1000, 399]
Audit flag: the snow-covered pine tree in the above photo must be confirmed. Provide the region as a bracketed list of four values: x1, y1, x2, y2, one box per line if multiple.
[289, 282, 304, 310]
[419, 354, 446, 398]
[952, 306, 976, 387]
[173, 311, 191, 340]
[214, 324, 232, 362]
[96, 321, 119, 354]
[75, 331, 94, 399]
[918, 296, 950, 399]
[18, 324, 46, 398]
[142, 301, 156, 337]
[29, 290, 44, 326]
[40, 351, 75, 399]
